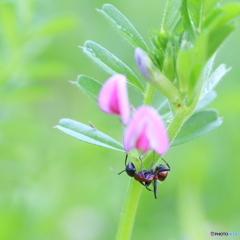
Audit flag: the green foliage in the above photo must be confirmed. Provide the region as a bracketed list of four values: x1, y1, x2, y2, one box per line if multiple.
[161, 0, 183, 32]
[172, 109, 222, 146]
[181, 0, 196, 42]
[58, 0, 240, 150]
[200, 63, 231, 100]
[151, 1, 240, 105]
[73, 75, 102, 102]
[187, 0, 203, 30]
[195, 90, 217, 112]
[176, 43, 193, 94]
[203, 0, 220, 15]
[82, 40, 144, 92]
[158, 89, 217, 120]
[56, 119, 124, 152]
[98, 4, 148, 51]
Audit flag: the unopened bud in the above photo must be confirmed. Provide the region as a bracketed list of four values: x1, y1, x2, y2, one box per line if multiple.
[134, 48, 154, 80]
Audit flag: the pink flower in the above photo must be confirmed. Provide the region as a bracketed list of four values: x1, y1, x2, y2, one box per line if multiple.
[98, 74, 130, 124]
[123, 106, 169, 155]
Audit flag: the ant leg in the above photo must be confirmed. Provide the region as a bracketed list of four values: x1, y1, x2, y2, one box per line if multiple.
[153, 180, 158, 199]
[118, 153, 128, 175]
[139, 181, 153, 192]
[161, 158, 171, 170]
[145, 186, 153, 192]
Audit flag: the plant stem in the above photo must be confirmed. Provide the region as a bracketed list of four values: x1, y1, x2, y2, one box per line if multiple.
[115, 178, 142, 240]
[143, 84, 155, 105]
[167, 110, 190, 143]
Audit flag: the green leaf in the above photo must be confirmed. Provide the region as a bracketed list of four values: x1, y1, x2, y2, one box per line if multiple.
[200, 64, 231, 100]
[150, 31, 168, 69]
[172, 109, 222, 146]
[188, 24, 232, 96]
[172, 18, 184, 34]
[188, 0, 203, 29]
[203, 54, 216, 82]
[176, 45, 194, 94]
[162, 41, 175, 81]
[203, 3, 240, 30]
[181, 0, 196, 42]
[98, 4, 148, 51]
[56, 118, 124, 152]
[208, 23, 235, 59]
[203, 0, 219, 16]
[161, 0, 182, 32]
[73, 75, 102, 102]
[195, 90, 216, 112]
[218, 4, 240, 26]
[82, 40, 144, 92]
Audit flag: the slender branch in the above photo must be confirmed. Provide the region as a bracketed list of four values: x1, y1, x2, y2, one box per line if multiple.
[115, 179, 142, 240]
[143, 84, 155, 105]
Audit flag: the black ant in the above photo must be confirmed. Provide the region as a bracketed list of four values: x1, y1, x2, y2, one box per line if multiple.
[118, 154, 170, 199]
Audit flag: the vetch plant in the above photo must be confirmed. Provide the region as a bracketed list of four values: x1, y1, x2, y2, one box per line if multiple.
[55, 1, 240, 239]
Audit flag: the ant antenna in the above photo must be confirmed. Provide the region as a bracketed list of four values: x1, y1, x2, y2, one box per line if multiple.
[124, 154, 128, 166]
[161, 157, 171, 169]
[110, 167, 119, 175]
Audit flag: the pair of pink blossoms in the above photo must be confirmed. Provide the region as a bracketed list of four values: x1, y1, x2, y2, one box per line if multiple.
[98, 74, 169, 155]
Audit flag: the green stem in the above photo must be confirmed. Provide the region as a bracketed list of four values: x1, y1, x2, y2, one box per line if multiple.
[143, 84, 155, 105]
[167, 110, 190, 143]
[115, 178, 142, 240]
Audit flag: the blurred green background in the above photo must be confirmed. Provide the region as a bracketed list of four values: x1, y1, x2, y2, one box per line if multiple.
[1, 0, 240, 239]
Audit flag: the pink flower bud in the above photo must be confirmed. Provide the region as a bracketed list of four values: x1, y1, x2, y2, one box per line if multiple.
[123, 106, 169, 155]
[134, 48, 153, 80]
[98, 74, 130, 124]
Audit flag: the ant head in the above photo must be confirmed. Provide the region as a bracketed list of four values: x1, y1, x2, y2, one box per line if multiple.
[155, 164, 169, 181]
[125, 162, 136, 177]
[155, 164, 168, 172]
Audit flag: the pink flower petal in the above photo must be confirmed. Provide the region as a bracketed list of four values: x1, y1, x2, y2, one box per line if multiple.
[146, 107, 169, 154]
[98, 74, 130, 124]
[123, 108, 147, 152]
[135, 123, 150, 152]
[124, 106, 169, 154]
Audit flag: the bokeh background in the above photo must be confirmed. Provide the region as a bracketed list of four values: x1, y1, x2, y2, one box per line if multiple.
[1, 0, 240, 239]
